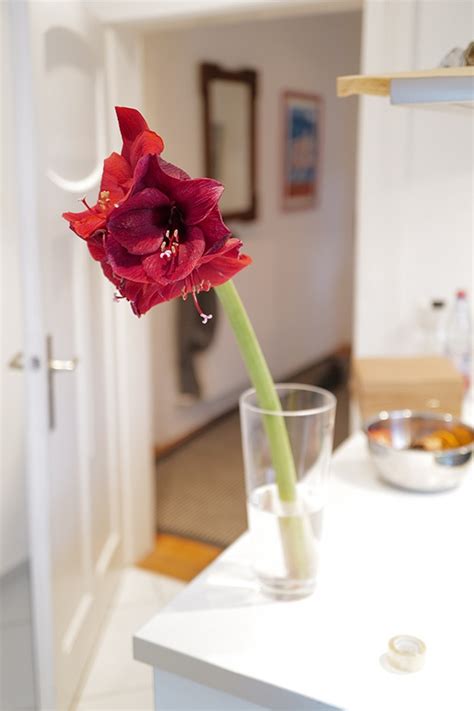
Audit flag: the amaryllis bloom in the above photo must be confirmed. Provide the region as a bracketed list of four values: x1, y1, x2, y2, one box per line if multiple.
[63, 107, 164, 250]
[63, 107, 250, 318]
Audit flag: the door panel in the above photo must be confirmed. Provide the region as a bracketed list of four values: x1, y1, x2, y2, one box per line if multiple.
[27, 2, 123, 707]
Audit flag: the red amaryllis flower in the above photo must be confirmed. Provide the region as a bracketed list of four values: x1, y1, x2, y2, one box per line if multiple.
[103, 153, 251, 317]
[62, 108, 250, 318]
[63, 107, 164, 252]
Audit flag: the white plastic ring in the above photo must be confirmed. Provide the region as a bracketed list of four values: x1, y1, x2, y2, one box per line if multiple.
[388, 635, 426, 672]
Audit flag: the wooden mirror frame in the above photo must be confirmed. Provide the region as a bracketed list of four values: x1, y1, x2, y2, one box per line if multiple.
[200, 62, 258, 222]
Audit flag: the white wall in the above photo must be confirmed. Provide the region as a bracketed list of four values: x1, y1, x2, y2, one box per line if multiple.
[0, 4, 28, 575]
[144, 10, 361, 445]
[354, 0, 473, 358]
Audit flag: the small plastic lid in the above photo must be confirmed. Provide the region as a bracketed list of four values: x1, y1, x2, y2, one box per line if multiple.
[456, 289, 467, 299]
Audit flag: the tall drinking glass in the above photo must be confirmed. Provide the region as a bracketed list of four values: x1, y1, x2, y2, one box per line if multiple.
[240, 384, 336, 599]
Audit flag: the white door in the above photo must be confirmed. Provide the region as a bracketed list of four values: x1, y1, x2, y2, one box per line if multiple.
[9, 1, 124, 707]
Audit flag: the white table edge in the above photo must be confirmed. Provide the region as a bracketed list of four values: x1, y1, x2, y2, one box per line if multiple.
[133, 633, 339, 710]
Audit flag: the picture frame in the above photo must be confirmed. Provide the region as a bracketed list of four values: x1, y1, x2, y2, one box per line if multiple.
[282, 91, 322, 211]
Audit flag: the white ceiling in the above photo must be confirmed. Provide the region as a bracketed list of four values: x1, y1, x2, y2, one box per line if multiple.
[88, 0, 362, 30]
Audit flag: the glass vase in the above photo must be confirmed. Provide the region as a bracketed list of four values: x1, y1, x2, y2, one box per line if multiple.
[240, 384, 336, 599]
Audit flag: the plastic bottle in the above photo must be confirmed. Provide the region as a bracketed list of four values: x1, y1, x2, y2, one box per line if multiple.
[428, 299, 446, 355]
[445, 290, 472, 391]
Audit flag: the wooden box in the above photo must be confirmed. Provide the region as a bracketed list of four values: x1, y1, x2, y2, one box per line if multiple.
[352, 356, 464, 422]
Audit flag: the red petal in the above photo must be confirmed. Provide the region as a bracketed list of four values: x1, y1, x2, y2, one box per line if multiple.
[197, 249, 252, 287]
[198, 206, 231, 246]
[158, 157, 190, 181]
[131, 154, 177, 194]
[142, 226, 205, 284]
[88, 231, 106, 261]
[121, 280, 146, 302]
[100, 259, 121, 288]
[107, 188, 170, 255]
[116, 107, 149, 161]
[116, 107, 149, 139]
[201, 237, 243, 263]
[131, 156, 223, 225]
[105, 236, 150, 283]
[129, 130, 164, 168]
[63, 209, 105, 240]
[172, 178, 224, 225]
[100, 152, 132, 199]
[130, 282, 181, 316]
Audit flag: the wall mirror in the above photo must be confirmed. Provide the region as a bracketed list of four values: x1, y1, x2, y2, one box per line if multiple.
[201, 62, 258, 221]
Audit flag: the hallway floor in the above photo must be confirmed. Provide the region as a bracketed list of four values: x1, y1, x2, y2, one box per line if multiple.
[156, 376, 349, 547]
[77, 568, 184, 710]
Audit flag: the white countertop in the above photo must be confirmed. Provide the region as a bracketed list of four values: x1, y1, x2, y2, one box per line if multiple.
[134, 420, 474, 711]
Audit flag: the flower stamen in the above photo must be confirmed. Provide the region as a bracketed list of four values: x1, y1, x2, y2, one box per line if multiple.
[160, 228, 180, 260]
[192, 291, 213, 325]
[80, 196, 95, 214]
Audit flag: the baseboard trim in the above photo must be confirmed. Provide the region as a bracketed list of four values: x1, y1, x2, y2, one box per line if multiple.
[154, 343, 351, 461]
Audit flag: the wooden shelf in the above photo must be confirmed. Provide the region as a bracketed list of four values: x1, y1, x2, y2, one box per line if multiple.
[337, 67, 474, 109]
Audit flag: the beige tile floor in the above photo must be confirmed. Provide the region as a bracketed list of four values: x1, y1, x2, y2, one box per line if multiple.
[77, 568, 185, 710]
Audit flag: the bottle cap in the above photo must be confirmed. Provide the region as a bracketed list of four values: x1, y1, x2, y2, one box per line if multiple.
[387, 635, 426, 672]
[456, 289, 467, 299]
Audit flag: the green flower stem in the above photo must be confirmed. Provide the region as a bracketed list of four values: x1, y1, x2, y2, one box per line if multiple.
[215, 280, 314, 579]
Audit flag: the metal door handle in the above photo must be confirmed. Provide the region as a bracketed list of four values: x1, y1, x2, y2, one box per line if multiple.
[49, 358, 78, 372]
[8, 352, 77, 372]
[8, 340, 77, 429]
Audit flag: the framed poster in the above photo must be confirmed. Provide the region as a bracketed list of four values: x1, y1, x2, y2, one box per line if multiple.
[282, 91, 322, 211]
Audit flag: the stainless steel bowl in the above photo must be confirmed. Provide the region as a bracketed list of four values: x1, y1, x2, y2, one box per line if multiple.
[364, 410, 474, 492]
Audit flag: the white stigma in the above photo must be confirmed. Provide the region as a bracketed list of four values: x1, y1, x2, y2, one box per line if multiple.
[160, 249, 172, 259]
[200, 313, 213, 325]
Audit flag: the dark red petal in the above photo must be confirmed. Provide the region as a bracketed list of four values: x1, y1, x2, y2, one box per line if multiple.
[130, 154, 176, 195]
[129, 130, 164, 168]
[172, 178, 224, 226]
[107, 188, 170, 255]
[197, 250, 252, 287]
[121, 280, 146, 302]
[131, 156, 222, 226]
[131, 155, 190, 195]
[100, 259, 121, 288]
[201, 237, 243, 263]
[158, 157, 190, 181]
[198, 206, 231, 246]
[130, 281, 182, 316]
[88, 231, 106, 261]
[143, 226, 205, 284]
[105, 236, 150, 283]
[63, 209, 106, 240]
[116, 107, 149, 162]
